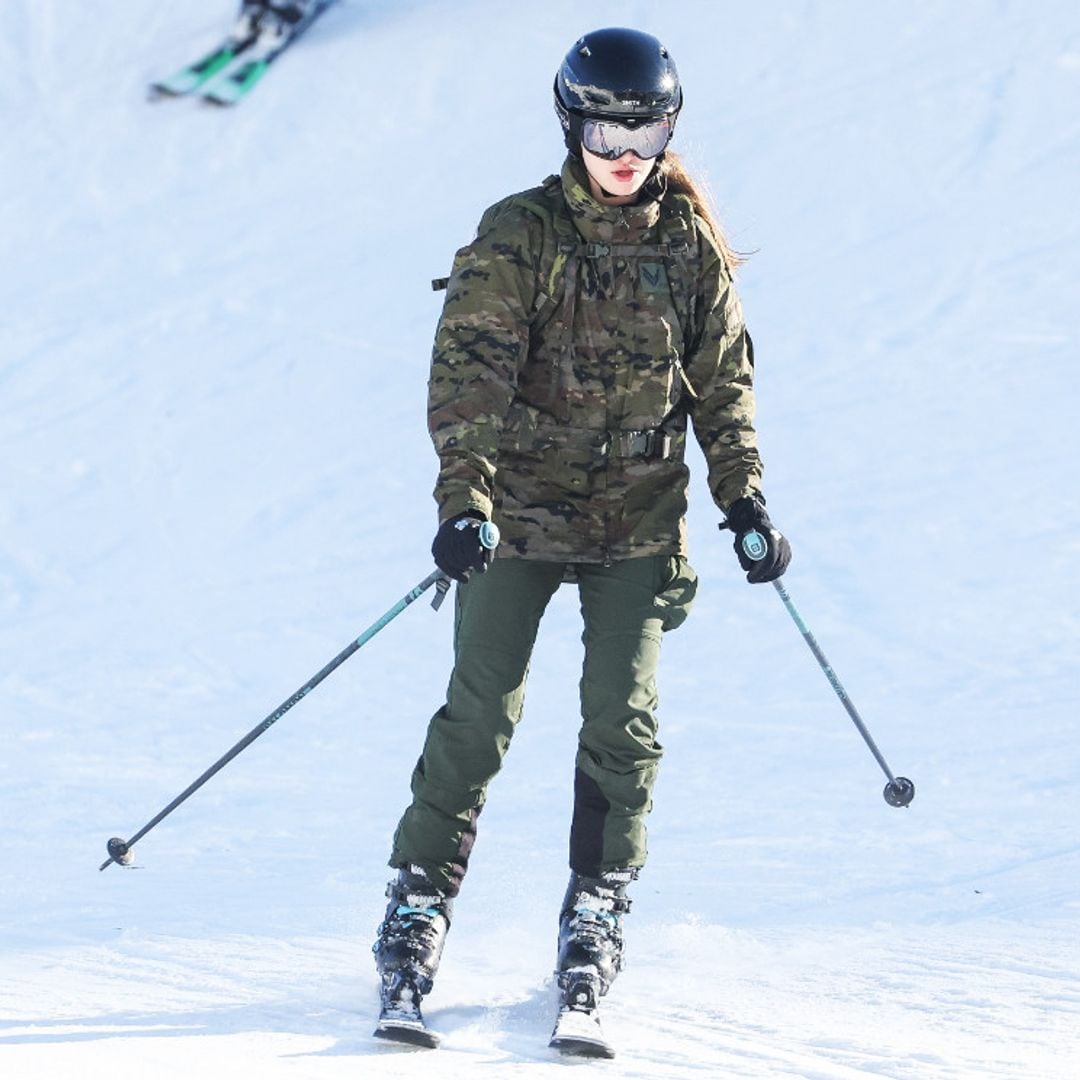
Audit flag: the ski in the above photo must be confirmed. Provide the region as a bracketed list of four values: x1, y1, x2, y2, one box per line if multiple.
[150, 33, 258, 98]
[149, 4, 266, 97]
[202, 0, 336, 107]
[549, 974, 615, 1059]
[373, 973, 440, 1050]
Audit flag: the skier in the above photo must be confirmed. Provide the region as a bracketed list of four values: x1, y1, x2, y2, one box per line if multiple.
[151, 0, 333, 100]
[372, 26, 791, 1053]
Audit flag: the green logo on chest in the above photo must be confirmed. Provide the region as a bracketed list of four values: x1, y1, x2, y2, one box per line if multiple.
[639, 261, 669, 293]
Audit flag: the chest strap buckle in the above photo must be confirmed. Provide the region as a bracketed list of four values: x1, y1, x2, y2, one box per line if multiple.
[606, 429, 673, 461]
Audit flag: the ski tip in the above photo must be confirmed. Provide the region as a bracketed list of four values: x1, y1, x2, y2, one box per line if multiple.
[148, 83, 181, 100]
[373, 1021, 440, 1050]
[549, 1034, 616, 1059]
[550, 999, 616, 1059]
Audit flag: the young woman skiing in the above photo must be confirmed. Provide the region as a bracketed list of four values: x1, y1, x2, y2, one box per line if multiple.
[372, 26, 791, 1054]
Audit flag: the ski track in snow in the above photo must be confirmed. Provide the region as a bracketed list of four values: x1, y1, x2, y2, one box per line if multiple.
[2, 925, 1077, 1078]
[2, 0, 1079, 1077]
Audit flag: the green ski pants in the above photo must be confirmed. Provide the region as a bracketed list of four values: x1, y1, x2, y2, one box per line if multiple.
[389, 555, 697, 895]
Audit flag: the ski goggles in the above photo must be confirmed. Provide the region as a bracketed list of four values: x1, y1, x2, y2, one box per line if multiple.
[579, 115, 674, 161]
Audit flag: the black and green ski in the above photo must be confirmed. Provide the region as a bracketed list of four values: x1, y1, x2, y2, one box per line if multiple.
[150, 1, 336, 104]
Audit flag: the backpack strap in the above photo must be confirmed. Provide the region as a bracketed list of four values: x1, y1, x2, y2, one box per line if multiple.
[431, 181, 702, 404]
[656, 193, 701, 402]
[432, 180, 705, 455]
[513, 175, 580, 305]
[657, 193, 698, 349]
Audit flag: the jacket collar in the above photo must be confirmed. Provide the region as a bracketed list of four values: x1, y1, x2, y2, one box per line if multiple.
[560, 156, 663, 243]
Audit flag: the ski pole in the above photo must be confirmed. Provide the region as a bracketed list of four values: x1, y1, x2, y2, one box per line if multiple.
[741, 530, 915, 808]
[100, 524, 500, 871]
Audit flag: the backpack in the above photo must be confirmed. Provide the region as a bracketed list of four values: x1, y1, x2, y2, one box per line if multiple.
[429, 173, 708, 421]
[433, 174, 705, 402]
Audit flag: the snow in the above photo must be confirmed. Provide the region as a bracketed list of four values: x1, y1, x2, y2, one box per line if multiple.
[2, 1, 1079, 1077]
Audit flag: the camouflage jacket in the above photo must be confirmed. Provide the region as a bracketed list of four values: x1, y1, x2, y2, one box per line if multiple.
[428, 156, 763, 563]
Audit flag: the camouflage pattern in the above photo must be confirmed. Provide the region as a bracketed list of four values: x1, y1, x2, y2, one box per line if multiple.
[428, 156, 763, 563]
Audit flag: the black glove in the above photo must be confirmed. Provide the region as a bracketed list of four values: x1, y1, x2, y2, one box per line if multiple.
[432, 512, 493, 583]
[721, 496, 792, 584]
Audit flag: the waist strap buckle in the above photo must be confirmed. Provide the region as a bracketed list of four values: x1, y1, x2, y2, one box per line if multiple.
[609, 429, 672, 460]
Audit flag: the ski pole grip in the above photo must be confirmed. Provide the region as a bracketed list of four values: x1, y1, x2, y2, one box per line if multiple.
[741, 529, 768, 561]
[478, 521, 501, 551]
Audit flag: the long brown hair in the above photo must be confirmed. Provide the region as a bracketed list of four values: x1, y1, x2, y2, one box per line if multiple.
[660, 151, 746, 275]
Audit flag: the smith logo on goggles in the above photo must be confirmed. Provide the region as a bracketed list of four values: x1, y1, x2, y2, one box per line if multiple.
[579, 116, 673, 161]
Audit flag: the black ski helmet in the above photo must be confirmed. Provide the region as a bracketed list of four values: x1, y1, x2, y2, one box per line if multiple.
[554, 27, 682, 154]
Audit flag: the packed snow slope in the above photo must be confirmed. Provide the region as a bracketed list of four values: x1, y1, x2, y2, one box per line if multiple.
[2, 1, 1079, 1077]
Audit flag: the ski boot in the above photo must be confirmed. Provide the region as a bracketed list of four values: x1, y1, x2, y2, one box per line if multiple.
[242, 1, 318, 29]
[550, 868, 637, 1058]
[372, 864, 453, 1048]
[236, 1, 271, 36]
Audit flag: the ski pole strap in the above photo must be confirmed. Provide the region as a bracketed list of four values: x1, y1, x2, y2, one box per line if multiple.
[431, 577, 452, 610]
